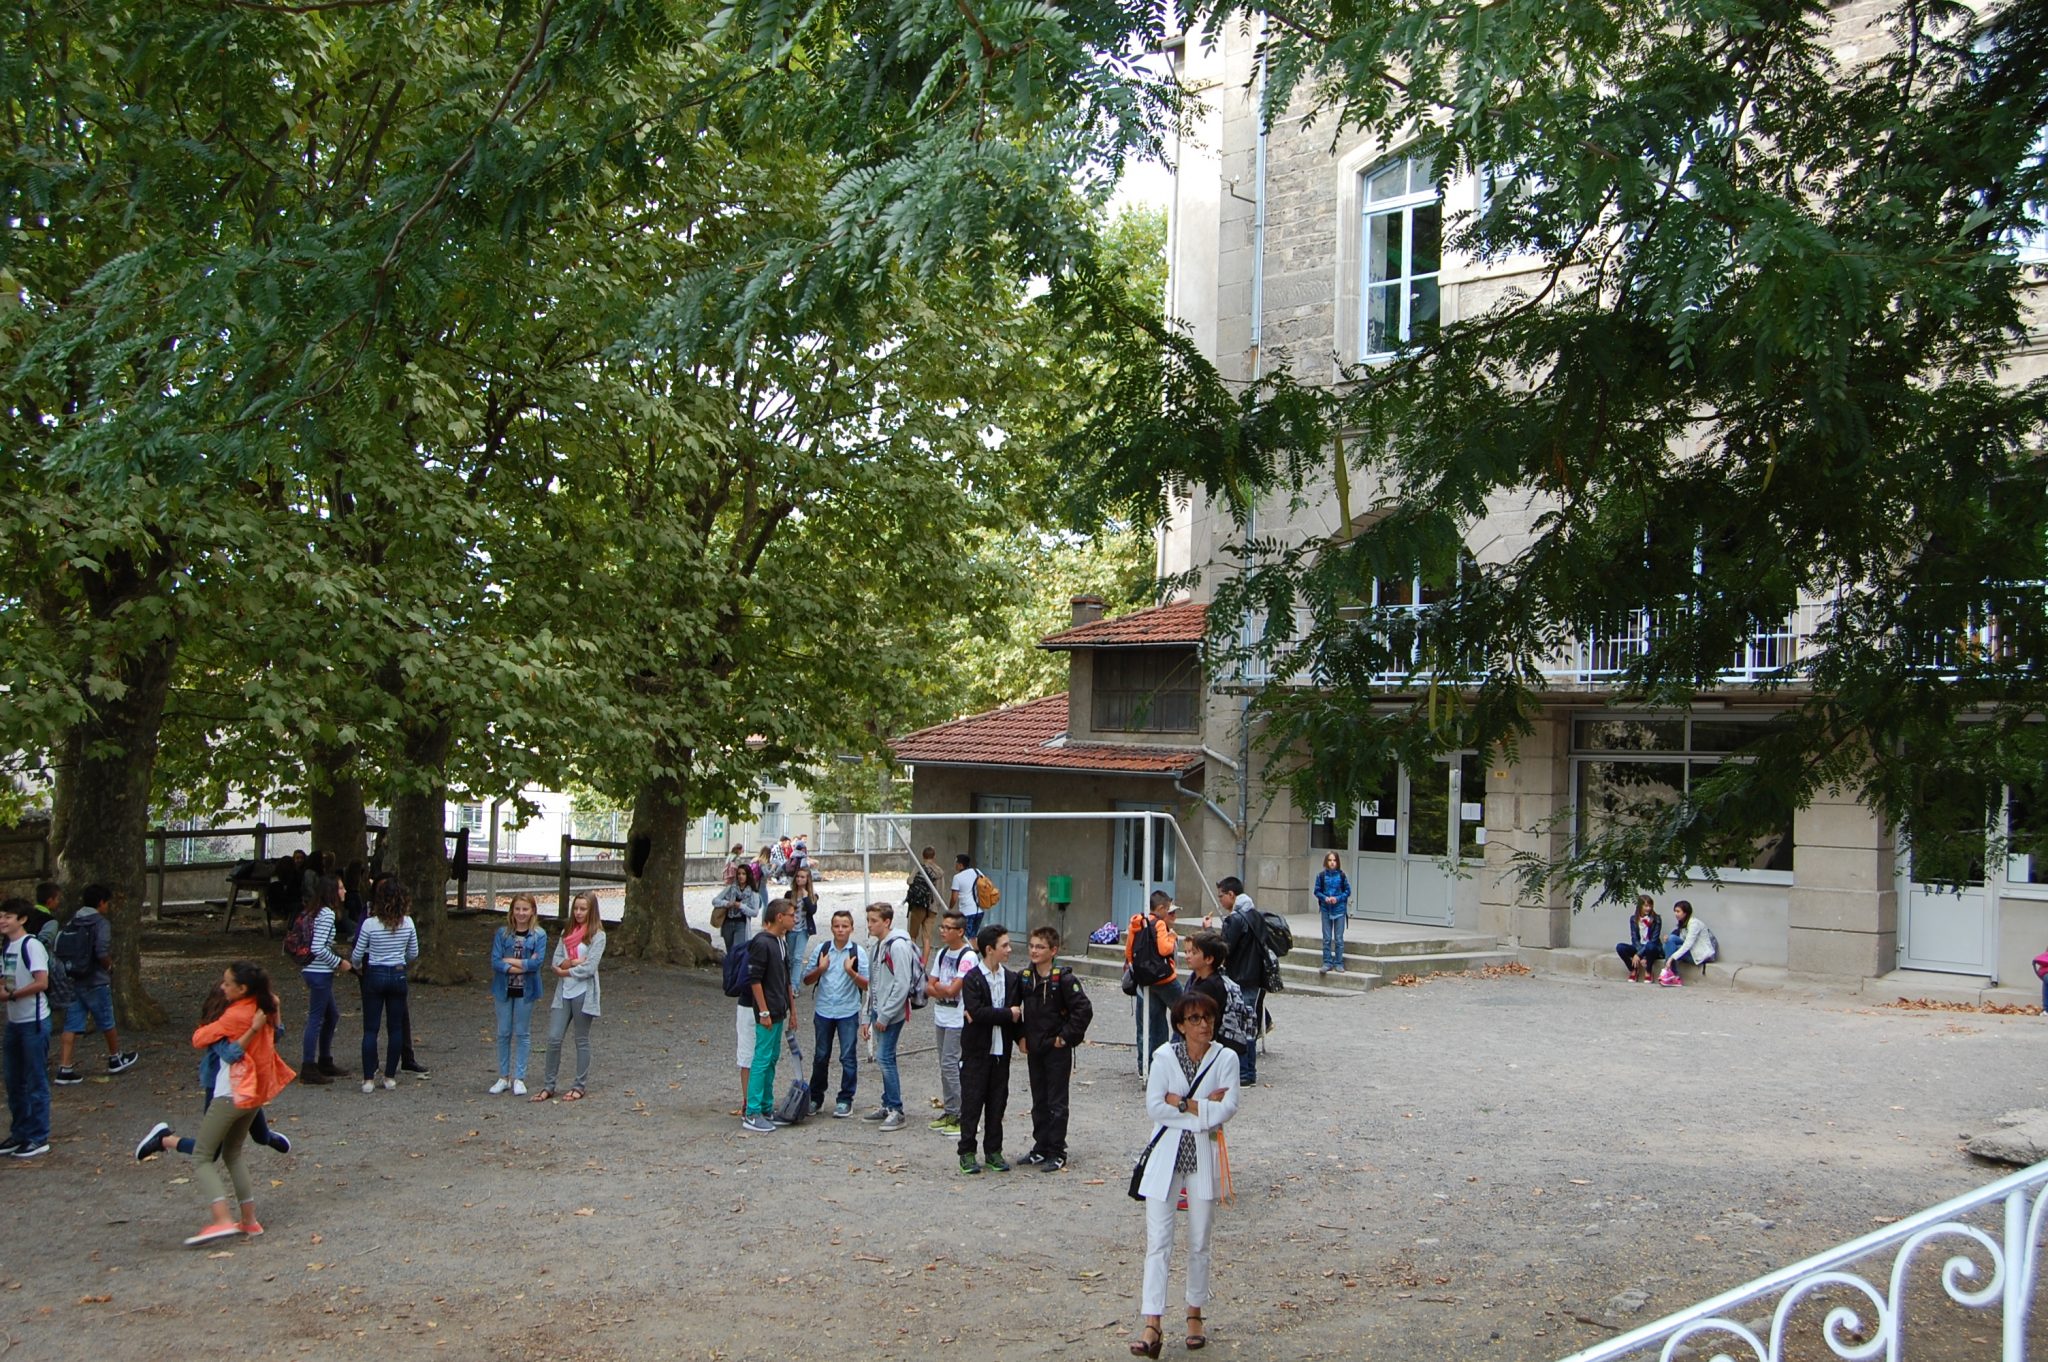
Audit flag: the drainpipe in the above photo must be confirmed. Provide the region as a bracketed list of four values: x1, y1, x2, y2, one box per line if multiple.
[1175, 773, 1238, 836]
[1237, 34, 1268, 888]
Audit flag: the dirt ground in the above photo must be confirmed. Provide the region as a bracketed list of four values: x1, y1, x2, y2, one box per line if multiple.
[6, 906, 2045, 1362]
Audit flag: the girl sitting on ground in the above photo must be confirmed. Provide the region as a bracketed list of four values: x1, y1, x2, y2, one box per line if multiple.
[1658, 901, 1714, 986]
[1615, 894, 1664, 982]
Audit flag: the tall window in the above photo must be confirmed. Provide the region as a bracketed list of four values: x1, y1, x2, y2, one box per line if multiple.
[1572, 715, 1795, 875]
[1361, 154, 1442, 358]
[1093, 647, 1199, 733]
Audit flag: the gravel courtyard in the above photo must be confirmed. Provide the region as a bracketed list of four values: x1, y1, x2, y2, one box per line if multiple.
[7, 907, 2044, 1362]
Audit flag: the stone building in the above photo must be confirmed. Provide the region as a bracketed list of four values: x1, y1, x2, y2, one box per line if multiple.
[1147, 9, 2048, 990]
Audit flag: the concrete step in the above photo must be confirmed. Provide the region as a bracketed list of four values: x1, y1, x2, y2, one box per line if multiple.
[1059, 952, 1364, 1000]
[1359, 949, 1522, 980]
[1080, 939, 1373, 991]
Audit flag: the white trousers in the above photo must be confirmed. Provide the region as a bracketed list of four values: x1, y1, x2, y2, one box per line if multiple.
[1141, 1182, 1215, 1318]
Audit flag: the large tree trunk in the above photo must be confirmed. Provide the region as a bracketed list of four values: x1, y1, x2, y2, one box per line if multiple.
[305, 742, 369, 867]
[48, 634, 176, 1030]
[389, 717, 469, 983]
[612, 768, 714, 966]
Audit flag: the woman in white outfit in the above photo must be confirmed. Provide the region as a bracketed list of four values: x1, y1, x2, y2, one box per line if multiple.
[1131, 991, 1240, 1356]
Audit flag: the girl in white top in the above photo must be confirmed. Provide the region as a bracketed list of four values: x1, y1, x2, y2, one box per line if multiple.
[349, 879, 419, 1092]
[1131, 991, 1241, 1357]
[532, 892, 605, 1102]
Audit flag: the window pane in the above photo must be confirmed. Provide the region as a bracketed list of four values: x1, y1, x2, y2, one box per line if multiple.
[1410, 766, 1449, 858]
[1365, 282, 1399, 356]
[1366, 160, 1407, 205]
[1907, 773, 1992, 886]
[1366, 210, 1401, 284]
[1375, 574, 1417, 607]
[1308, 810, 1344, 852]
[1573, 718, 1685, 752]
[1356, 766, 1400, 853]
[1689, 718, 1777, 754]
[1458, 754, 1489, 861]
[1411, 203, 1441, 275]
[1576, 759, 1685, 848]
[2012, 782, 2048, 885]
[1408, 275, 1439, 342]
[1689, 760, 1794, 872]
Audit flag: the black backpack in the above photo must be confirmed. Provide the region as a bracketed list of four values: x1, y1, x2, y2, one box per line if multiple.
[54, 917, 99, 982]
[1129, 914, 1172, 988]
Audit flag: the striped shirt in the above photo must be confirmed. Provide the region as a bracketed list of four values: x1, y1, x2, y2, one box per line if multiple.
[307, 907, 343, 973]
[351, 916, 419, 969]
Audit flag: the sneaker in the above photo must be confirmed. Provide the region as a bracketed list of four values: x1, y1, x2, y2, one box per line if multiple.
[769, 1115, 794, 1128]
[809, 1098, 823, 1117]
[53, 1067, 82, 1086]
[879, 1110, 906, 1132]
[1040, 1156, 1067, 1173]
[958, 1156, 981, 1175]
[984, 1153, 1011, 1173]
[267, 1131, 292, 1154]
[238, 1219, 265, 1237]
[488, 1078, 511, 1095]
[741, 1115, 776, 1133]
[402, 1063, 429, 1079]
[108, 1051, 138, 1074]
[361, 1080, 376, 1094]
[183, 1223, 241, 1247]
[0, 1136, 22, 1156]
[861, 1107, 890, 1122]
[512, 1080, 528, 1096]
[381, 1077, 397, 1091]
[11, 1142, 49, 1159]
[134, 1122, 171, 1162]
[299, 1068, 332, 1086]
[832, 1100, 853, 1119]
[1660, 973, 1683, 987]
[1017, 1151, 1049, 1166]
[929, 1114, 960, 1134]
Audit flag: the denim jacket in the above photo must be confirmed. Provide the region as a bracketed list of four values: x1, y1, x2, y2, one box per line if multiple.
[491, 927, 550, 1003]
[196, 1019, 285, 1100]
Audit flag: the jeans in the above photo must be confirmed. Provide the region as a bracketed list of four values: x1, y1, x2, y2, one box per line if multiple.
[302, 968, 338, 1066]
[1236, 988, 1262, 1084]
[4, 1017, 51, 1146]
[873, 1020, 903, 1112]
[745, 1018, 785, 1117]
[360, 965, 408, 1079]
[1320, 910, 1348, 970]
[936, 1026, 963, 1117]
[63, 982, 116, 1034]
[785, 930, 810, 996]
[495, 989, 536, 1079]
[1134, 980, 1183, 1069]
[809, 1012, 859, 1105]
[543, 993, 595, 1091]
[960, 912, 984, 942]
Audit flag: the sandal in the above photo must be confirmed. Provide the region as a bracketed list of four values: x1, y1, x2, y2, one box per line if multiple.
[529, 1088, 555, 1102]
[1186, 1311, 1206, 1350]
[563, 1087, 585, 1102]
[1129, 1322, 1162, 1358]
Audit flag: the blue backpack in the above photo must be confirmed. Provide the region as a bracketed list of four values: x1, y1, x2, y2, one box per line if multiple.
[722, 940, 753, 999]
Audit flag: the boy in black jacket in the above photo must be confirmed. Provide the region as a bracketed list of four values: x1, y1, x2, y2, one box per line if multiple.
[956, 924, 1023, 1175]
[1018, 926, 1092, 1172]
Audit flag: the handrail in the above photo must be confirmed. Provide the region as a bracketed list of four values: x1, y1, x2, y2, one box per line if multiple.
[1555, 1156, 2048, 1362]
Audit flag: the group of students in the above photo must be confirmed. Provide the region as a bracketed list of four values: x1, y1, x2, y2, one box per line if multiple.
[0, 884, 142, 1162]
[1615, 895, 1718, 984]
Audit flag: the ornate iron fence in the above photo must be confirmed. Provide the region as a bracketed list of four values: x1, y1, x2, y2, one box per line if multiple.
[1556, 1158, 2048, 1362]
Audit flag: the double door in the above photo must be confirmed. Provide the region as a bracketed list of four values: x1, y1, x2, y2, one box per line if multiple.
[971, 795, 1030, 936]
[1328, 755, 1486, 927]
[1112, 805, 1177, 922]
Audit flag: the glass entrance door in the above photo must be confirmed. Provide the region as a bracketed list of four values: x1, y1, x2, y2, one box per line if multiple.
[1325, 756, 1486, 927]
[1897, 776, 1995, 976]
[971, 795, 1031, 936]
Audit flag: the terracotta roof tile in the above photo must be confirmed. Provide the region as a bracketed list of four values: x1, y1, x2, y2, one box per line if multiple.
[892, 694, 1203, 776]
[1038, 600, 1207, 650]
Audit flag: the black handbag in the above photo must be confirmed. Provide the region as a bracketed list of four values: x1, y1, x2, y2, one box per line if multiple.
[1127, 1051, 1222, 1201]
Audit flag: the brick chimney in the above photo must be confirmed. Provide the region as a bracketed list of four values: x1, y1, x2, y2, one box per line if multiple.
[1069, 595, 1106, 626]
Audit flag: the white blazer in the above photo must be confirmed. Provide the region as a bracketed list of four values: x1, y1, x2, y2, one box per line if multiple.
[1136, 1042, 1241, 1202]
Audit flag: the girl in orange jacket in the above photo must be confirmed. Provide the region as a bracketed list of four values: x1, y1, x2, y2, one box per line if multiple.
[148, 962, 297, 1245]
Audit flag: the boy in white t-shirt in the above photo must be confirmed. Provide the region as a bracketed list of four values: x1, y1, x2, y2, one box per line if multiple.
[925, 911, 978, 1134]
[949, 855, 984, 940]
[0, 898, 54, 1158]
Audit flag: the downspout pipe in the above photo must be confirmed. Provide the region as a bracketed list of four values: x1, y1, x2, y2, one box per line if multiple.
[1237, 32, 1269, 886]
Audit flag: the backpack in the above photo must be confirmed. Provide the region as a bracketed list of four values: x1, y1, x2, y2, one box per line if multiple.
[722, 940, 754, 999]
[282, 908, 316, 967]
[33, 924, 73, 1011]
[1259, 910, 1294, 957]
[1128, 914, 1172, 988]
[896, 939, 931, 1010]
[1088, 920, 1120, 946]
[973, 872, 1000, 911]
[1218, 974, 1257, 1046]
[54, 916, 99, 982]
[1234, 905, 1285, 994]
[1696, 926, 1719, 965]
[905, 869, 935, 911]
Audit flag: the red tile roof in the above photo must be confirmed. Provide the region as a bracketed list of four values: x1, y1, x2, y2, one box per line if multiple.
[892, 694, 1203, 777]
[1038, 600, 1207, 650]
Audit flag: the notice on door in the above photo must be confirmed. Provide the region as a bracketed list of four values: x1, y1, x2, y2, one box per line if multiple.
[1375, 818, 1396, 837]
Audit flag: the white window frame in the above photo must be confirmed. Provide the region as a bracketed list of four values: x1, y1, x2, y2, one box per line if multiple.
[1359, 154, 1443, 360]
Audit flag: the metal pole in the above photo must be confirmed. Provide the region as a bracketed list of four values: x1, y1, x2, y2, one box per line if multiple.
[485, 798, 500, 914]
[1445, 761, 1461, 928]
[558, 833, 572, 921]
